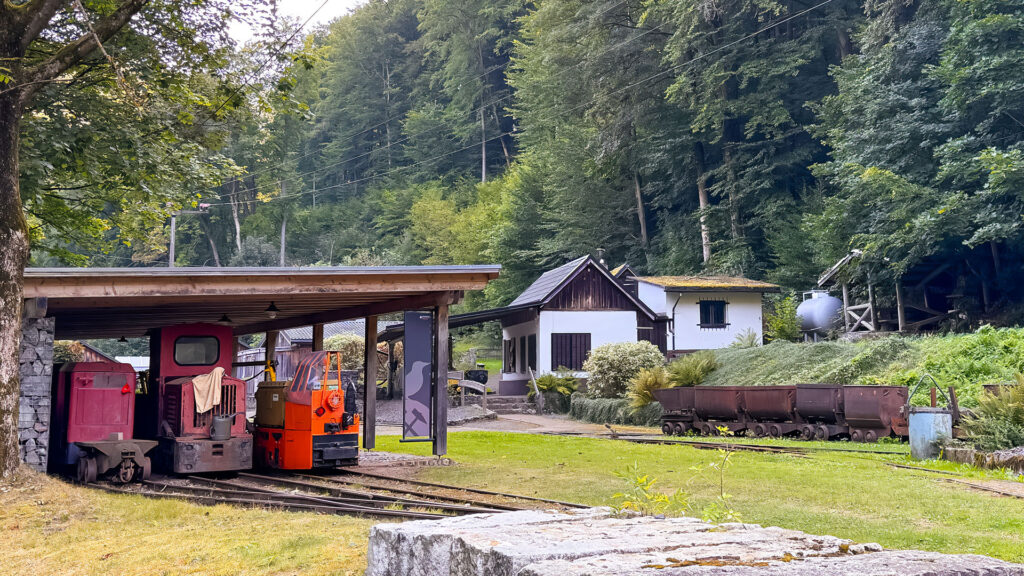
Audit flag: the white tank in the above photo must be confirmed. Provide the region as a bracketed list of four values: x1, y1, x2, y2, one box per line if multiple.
[797, 291, 843, 336]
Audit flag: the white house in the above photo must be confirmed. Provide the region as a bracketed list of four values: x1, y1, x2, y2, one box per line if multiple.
[633, 275, 779, 351]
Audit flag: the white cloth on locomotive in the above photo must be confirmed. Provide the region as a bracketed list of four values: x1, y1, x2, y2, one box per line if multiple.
[192, 366, 225, 413]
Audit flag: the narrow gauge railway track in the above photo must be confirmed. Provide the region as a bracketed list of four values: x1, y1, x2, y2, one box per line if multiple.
[541, 431, 907, 456]
[304, 469, 589, 510]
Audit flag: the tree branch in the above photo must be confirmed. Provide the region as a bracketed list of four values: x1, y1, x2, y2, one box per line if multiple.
[19, 0, 147, 104]
[11, 0, 67, 52]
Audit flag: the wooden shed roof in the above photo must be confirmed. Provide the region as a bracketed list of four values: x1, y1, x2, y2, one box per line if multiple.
[23, 265, 500, 340]
[635, 275, 780, 292]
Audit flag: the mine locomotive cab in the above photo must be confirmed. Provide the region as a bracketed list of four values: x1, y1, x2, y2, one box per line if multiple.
[143, 323, 252, 474]
[254, 351, 360, 470]
[49, 361, 156, 484]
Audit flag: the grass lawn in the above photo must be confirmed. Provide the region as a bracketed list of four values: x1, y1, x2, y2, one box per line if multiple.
[3, 432, 1022, 575]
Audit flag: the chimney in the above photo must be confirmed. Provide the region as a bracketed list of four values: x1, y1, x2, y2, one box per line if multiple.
[595, 248, 607, 268]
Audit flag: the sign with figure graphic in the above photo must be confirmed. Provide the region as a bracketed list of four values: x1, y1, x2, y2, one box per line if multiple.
[403, 310, 434, 439]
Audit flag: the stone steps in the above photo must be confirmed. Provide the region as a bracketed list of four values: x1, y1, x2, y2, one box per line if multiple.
[486, 395, 536, 415]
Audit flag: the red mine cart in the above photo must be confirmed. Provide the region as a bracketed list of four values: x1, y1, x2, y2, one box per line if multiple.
[50, 362, 156, 483]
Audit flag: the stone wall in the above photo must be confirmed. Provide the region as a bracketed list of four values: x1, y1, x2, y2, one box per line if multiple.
[19, 317, 54, 471]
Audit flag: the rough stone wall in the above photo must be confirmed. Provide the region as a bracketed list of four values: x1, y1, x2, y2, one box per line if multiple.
[19, 316, 54, 471]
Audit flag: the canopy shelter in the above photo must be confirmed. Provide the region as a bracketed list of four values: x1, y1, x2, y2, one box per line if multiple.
[20, 265, 500, 458]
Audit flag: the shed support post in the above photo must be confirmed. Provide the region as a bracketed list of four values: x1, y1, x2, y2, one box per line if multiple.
[19, 316, 54, 471]
[311, 323, 324, 352]
[841, 284, 850, 332]
[895, 282, 906, 333]
[433, 303, 449, 457]
[264, 330, 278, 382]
[867, 283, 876, 332]
[363, 316, 378, 450]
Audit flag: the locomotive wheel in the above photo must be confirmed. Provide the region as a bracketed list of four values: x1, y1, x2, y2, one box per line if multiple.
[753, 424, 767, 438]
[141, 457, 152, 481]
[115, 459, 136, 484]
[768, 424, 782, 438]
[850, 429, 863, 443]
[800, 425, 814, 441]
[77, 457, 97, 484]
[814, 426, 828, 441]
[864, 430, 878, 443]
[662, 422, 673, 435]
[672, 422, 685, 436]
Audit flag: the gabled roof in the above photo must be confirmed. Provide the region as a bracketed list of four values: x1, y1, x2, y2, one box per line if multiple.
[610, 263, 636, 278]
[508, 256, 588, 307]
[636, 275, 780, 293]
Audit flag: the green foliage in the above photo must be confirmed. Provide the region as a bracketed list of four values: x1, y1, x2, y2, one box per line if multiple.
[531, 370, 578, 399]
[626, 366, 670, 409]
[730, 328, 760, 349]
[611, 461, 689, 517]
[322, 334, 365, 370]
[765, 294, 802, 343]
[961, 378, 1024, 451]
[53, 341, 85, 365]
[582, 341, 666, 399]
[569, 394, 663, 427]
[666, 351, 720, 388]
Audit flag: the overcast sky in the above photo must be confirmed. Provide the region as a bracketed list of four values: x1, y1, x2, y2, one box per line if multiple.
[229, 0, 366, 43]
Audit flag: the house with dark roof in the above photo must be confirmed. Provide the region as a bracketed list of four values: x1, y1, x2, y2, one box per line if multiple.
[633, 275, 780, 351]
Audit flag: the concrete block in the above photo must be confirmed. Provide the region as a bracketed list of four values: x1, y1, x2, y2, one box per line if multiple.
[365, 510, 1024, 576]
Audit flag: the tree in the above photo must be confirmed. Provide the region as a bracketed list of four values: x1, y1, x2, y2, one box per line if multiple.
[0, 0, 270, 477]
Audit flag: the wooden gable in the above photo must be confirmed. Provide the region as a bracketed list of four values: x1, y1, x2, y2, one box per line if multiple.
[544, 262, 640, 312]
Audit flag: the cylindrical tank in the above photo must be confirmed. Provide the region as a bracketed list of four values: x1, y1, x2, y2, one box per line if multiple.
[797, 291, 843, 335]
[909, 407, 953, 459]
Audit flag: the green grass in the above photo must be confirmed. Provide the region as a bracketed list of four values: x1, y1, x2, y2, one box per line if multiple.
[377, 431, 1024, 562]
[704, 326, 1024, 407]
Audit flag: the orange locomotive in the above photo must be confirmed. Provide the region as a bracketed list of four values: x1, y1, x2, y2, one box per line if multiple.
[253, 351, 360, 469]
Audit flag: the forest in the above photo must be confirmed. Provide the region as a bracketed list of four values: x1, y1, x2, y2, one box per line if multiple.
[20, 0, 1024, 315]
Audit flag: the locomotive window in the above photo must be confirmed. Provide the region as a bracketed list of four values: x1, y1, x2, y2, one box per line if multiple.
[174, 336, 220, 366]
[92, 373, 128, 389]
[699, 300, 728, 329]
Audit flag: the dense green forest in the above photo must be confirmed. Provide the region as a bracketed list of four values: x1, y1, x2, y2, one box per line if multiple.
[25, 0, 1024, 314]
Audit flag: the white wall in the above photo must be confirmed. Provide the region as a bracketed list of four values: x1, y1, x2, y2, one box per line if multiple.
[668, 291, 764, 350]
[637, 281, 668, 315]
[501, 319, 539, 381]
[538, 310, 638, 376]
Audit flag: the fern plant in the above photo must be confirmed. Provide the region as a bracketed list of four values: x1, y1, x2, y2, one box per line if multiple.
[626, 366, 670, 409]
[961, 375, 1024, 451]
[667, 351, 720, 387]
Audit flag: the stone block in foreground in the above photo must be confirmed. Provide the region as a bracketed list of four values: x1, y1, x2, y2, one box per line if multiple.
[365, 508, 1024, 576]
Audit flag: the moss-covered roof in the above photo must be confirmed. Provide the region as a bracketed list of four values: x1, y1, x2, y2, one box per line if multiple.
[636, 275, 780, 292]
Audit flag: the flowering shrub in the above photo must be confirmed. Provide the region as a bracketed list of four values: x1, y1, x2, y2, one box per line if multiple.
[583, 341, 665, 398]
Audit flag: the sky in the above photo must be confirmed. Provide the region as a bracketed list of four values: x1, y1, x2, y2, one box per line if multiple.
[229, 0, 366, 43]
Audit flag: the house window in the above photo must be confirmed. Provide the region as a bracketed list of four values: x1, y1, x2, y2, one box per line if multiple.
[527, 334, 537, 371]
[519, 336, 527, 374]
[699, 300, 728, 329]
[503, 338, 517, 373]
[551, 333, 591, 371]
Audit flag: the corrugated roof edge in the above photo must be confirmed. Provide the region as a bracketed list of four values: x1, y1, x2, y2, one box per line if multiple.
[25, 265, 502, 277]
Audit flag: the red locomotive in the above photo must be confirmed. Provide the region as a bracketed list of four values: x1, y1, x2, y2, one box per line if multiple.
[254, 351, 360, 469]
[49, 361, 156, 483]
[137, 323, 252, 474]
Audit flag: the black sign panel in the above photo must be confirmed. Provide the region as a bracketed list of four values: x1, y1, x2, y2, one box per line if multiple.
[403, 311, 433, 439]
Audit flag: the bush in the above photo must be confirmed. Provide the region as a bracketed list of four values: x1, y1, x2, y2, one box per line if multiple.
[667, 351, 720, 387]
[627, 367, 670, 409]
[583, 341, 665, 399]
[530, 369, 578, 413]
[961, 378, 1024, 451]
[569, 394, 663, 426]
[765, 293, 802, 342]
[323, 334, 364, 370]
[54, 341, 84, 364]
[730, 328, 760, 348]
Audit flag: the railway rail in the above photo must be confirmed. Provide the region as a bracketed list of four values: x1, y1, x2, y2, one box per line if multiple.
[86, 468, 585, 520]
[540, 431, 907, 456]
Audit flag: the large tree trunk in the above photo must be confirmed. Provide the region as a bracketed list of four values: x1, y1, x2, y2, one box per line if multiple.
[694, 141, 712, 264]
[0, 90, 30, 478]
[632, 173, 649, 249]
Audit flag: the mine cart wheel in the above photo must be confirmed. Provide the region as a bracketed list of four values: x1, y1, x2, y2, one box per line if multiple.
[672, 422, 685, 436]
[662, 422, 673, 435]
[115, 459, 137, 484]
[800, 426, 814, 440]
[77, 457, 97, 484]
[699, 423, 713, 436]
[141, 457, 152, 481]
[768, 424, 783, 438]
[753, 424, 767, 438]
[864, 430, 878, 443]
[850, 429, 863, 443]
[814, 426, 828, 441]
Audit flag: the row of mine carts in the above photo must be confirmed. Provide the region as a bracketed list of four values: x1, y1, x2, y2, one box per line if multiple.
[652, 385, 913, 442]
[48, 322, 360, 484]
